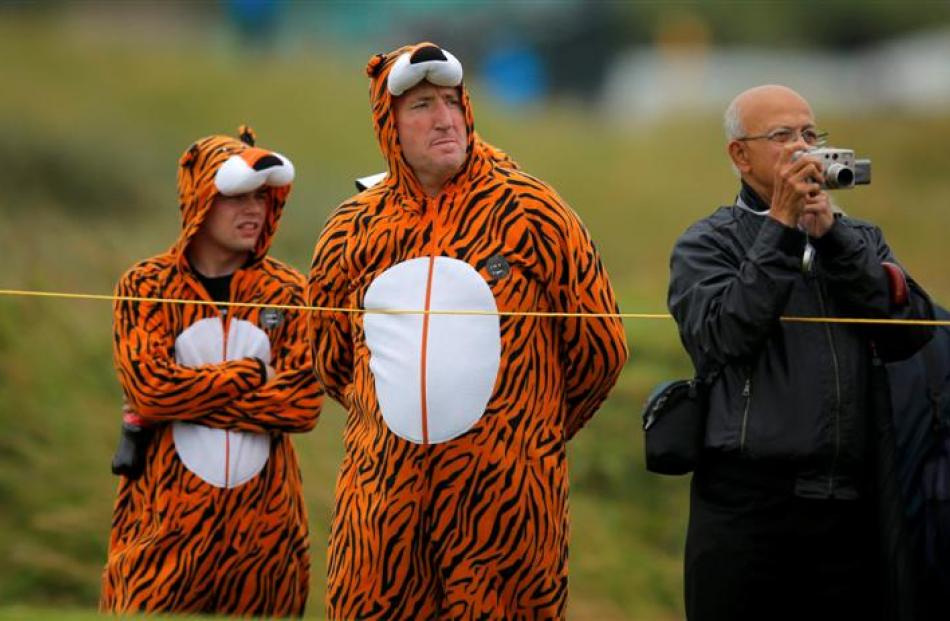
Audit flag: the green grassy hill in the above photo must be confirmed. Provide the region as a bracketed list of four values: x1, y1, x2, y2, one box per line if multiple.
[1, 13, 948, 620]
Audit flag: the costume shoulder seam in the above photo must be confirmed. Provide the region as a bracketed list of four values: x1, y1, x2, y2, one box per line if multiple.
[325, 191, 383, 227]
[260, 256, 307, 289]
[340, 182, 390, 211]
[118, 254, 174, 287]
[502, 168, 555, 193]
[499, 169, 572, 218]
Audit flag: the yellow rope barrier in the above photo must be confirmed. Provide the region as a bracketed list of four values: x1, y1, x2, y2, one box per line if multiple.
[1, 288, 948, 326]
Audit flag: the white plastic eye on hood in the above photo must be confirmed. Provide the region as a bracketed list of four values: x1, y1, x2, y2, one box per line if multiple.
[387, 45, 464, 97]
[215, 150, 295, 197]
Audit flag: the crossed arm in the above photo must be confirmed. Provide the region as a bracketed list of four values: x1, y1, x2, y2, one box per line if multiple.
[113, 271, 321, 434]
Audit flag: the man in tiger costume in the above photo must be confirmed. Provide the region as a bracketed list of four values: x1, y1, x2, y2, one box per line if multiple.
[100, 127, 322, 616]
[308, 43, 629, 619]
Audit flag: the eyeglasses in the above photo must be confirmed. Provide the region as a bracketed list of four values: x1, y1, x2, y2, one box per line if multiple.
[737, 127, 829, 147]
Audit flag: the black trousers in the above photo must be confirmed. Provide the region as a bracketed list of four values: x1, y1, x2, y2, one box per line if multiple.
[685, 461, 880, 621]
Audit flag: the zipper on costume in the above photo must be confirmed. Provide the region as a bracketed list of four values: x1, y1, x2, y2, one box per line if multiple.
[221, 306, 232, 488]
[221, 272, 237, 489]
[419, 198, 438, 445]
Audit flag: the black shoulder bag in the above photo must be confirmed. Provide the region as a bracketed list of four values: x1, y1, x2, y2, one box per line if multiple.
[641, 373, 713, 475]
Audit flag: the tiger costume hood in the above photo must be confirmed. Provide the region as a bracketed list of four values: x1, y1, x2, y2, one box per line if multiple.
[173, 125, 294, 265]
[364, 42, 504, 201]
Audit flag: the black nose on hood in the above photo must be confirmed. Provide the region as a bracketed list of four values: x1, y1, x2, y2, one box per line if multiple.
[410, 45, 447, 64]
[253, 154, 285, 171]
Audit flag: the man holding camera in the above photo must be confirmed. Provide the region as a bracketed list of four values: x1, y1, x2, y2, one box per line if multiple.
[667, 84, 934, 620]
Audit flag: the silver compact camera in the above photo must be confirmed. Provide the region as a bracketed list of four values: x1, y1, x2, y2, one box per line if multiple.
[796, 147, 872, 189]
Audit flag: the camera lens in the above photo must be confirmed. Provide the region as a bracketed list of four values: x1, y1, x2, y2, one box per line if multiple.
[824, 163, 854, 189]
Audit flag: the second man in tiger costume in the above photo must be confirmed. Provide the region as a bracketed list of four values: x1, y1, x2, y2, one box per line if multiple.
[101, 127, 322, 616]
[308, 42, 629, 619]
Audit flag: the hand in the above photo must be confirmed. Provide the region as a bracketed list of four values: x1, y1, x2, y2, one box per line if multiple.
[769, 143, 824, 229]
[799, 191, 834, 238]
[265, 364, 277, 382]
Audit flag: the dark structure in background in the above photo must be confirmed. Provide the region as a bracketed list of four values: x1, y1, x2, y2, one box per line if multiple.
[210, 1, 950, 106]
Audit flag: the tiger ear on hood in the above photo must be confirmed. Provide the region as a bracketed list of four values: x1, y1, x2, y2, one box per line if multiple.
[238, 124, 257, 146]
[180, 142, 200, 170]
[366, 53, 387, 78]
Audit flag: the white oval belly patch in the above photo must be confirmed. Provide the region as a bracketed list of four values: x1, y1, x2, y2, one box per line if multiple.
[172, 315, 272, 488]
[363, 256, 502, 444]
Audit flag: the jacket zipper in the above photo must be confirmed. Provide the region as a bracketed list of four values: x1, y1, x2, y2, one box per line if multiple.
[815, 280, 842, 496]
[739, 375, 752, 451]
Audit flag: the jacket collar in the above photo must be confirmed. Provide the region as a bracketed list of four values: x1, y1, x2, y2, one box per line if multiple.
[737, 180, 770, 214]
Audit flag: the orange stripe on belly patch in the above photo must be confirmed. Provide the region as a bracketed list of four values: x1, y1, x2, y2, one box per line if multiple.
[419, 255, 436, 445]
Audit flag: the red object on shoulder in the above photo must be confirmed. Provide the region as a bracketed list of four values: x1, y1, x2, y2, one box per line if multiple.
[122, 411, 146, 427]
[881, 262, 909, 306]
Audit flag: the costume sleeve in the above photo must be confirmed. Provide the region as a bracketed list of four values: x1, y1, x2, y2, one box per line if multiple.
[113, 266, 266, 423]
[811, 217, 934, 361]
[524, 189, 628, 440]
[667, 216, 806, 369]
[196, 282, 323, 434]
[308, 208, 355, 407]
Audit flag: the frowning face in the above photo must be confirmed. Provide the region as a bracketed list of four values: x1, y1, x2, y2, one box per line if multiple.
[394, 81, 468, 195]
[197, 189, 269, 257]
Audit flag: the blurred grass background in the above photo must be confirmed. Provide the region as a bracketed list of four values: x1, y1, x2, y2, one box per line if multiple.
[1, 5, 949, 620]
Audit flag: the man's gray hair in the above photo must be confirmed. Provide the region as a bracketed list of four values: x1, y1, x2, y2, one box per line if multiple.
[724, 97, 745, 141]
[724, 97, 745, 176]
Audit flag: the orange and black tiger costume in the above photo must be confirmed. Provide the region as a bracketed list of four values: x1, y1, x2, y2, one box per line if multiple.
[100, 128, 322, 616]
[308, 43, 628, 619]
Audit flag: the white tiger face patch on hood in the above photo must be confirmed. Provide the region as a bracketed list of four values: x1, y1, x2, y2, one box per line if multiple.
[387, 45, 464, 97]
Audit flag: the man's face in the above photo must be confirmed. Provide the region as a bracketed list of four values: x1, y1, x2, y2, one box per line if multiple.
[731, 88, 817, 199]
[197, 189, 268, 255]
[394, 81, 467, 188]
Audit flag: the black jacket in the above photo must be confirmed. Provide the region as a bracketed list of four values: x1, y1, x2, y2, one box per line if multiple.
[887, 304, 950, 620]
[668, 184, 934, 498]
[889, 304, 950, 513]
